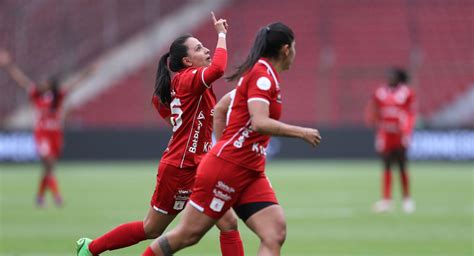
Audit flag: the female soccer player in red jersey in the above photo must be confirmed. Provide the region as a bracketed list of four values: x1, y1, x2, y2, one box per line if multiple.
[76, 13, 244, 256]
[141, 22, 322, 256]
[366, 68, 416, 213]
[0, 49, 95, 207]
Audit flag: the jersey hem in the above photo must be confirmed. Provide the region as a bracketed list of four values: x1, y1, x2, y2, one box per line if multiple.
[159, 159, 198, 169]
[211, 152, 264, 172]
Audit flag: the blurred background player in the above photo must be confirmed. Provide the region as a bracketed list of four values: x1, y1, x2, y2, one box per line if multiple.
[366, 68, 416, 213]
[141, 22, 321, 256]
[76, 12, 244, 256]
[0, 49, 95, 207]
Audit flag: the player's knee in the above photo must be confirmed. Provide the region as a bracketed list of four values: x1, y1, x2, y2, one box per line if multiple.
[273, 221, 287, 246]
[216, 214, 238, 231]
[261, 221, 287, 247]
[143, 219, 162, 238]
[179, 228, 205, 247]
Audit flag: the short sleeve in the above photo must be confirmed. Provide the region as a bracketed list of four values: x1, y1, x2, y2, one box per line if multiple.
[152, 95, 171, 119]
[246, 73, 275, 105]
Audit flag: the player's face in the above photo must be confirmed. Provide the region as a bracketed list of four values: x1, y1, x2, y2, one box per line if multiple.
[387, 71, 399, 86]
[282, 41, 296, 71]
[38, 80, 51, 93]
[182, 37, 211, 68]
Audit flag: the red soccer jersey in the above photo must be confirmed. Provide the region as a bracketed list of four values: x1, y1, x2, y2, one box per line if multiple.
[372, 84, 416, 135]
[152, 95, 171, 119]
[159, 47, 227, 168]
[29, 87, 66, 132]
[211, 58, 282, 172]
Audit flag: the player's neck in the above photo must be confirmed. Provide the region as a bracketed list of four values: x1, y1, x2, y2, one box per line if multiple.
[267, 59, 283, 73]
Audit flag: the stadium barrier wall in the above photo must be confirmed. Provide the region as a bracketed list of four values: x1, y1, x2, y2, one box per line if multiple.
[0, 129, 473, 162]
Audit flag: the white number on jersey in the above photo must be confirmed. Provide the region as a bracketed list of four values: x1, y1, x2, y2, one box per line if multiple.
[170, 98, 183, 132]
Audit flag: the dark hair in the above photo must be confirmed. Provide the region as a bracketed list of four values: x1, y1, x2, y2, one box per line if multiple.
[154, 34, 192, 104]
[388, 67, 409, 87]
[49, 76, 60, 111]
[227, 22, 294, 81]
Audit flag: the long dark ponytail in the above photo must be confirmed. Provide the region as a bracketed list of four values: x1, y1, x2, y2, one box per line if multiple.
[154, 34, 192, 105]
[227, 22, 294, 81]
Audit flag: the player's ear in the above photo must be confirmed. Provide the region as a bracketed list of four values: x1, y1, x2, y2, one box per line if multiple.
[281, 44, 290, 57]
[182, 56, 193, 67]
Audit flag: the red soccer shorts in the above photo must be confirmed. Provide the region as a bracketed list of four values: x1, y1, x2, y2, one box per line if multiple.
[189, 154, 278, 219]
[34, 130, 63, 159]
[150, 163, 196, 215]
[375, 131, 409, 154]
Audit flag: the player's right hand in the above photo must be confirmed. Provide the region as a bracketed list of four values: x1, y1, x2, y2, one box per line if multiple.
[301, 128, 322, 147]
[212, 12, 228, 34]
[0, 49, 12, 67]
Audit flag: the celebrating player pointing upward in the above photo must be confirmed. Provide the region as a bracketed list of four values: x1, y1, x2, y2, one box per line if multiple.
[76, 12, 244, 256]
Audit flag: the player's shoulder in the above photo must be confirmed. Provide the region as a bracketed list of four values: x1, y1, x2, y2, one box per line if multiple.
[374, 84, 389, 99]
[173, 67, 204, 91]
[395, 84, 414, 101]
[246, 66, 275, 91]
[177, 66, 208, 81]
[176, 67, 201, 79]
[399, 84, 415, 95]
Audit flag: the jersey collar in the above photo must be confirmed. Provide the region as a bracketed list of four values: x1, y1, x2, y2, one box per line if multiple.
[258, 58, 280, 88]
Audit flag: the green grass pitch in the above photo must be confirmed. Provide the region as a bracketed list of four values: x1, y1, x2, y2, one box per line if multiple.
[1, 160, 472, 255]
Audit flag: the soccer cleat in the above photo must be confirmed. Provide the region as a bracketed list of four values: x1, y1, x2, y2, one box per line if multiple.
[402, 198, 416, 213]
[372, 199, 393, 213]
[76, 238, 93, 256]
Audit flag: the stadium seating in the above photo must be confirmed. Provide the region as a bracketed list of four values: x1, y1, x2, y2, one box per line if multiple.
[2, 0, 472, 128]
[0, 0, 182, 124]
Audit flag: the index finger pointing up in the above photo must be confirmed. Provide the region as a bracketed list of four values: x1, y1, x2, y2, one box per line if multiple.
[211, 11, 217, 23]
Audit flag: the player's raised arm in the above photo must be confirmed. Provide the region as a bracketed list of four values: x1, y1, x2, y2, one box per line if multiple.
[213, 90, 234, 141]
[0, 49, 35, 90]
[201, 12, 229, 87]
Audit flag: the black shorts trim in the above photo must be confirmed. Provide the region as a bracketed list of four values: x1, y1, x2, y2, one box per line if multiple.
[234, 202, 277, 222]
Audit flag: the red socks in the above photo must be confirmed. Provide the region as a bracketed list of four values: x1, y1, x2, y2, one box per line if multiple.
[38, 175, 49, 197]
[400, 170, 410, 198]
[47, 175, 60, 197]
[37, 175, 61, 197]
[89, 221, 146, 255]
[88, 223, 242, 255]
[220, 230, 244, 256]
[382, 170, 392, 200]
[142, 246, 157, 256]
